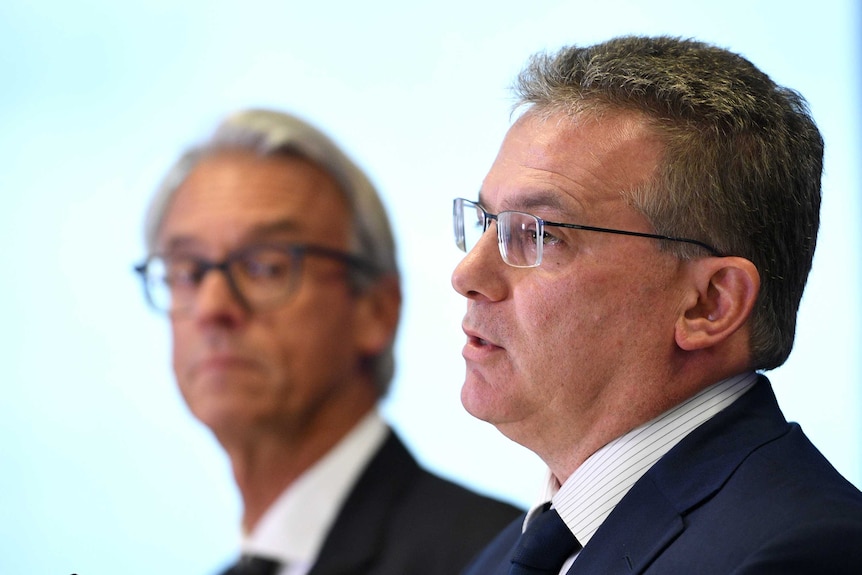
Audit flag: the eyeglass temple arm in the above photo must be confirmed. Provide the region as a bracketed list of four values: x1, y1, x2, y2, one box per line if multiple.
[546, 221, 723, 257]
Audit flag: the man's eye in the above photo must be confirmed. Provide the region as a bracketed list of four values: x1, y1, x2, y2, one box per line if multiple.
[240, 254, 293, 280]
[541, 230, 561, 246]
[525, 228, 558, 245]
[165, 261, 203, 287]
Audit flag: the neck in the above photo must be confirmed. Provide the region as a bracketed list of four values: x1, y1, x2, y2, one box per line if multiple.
[220, 394, 377, 532]
[526, 349, 751, 484]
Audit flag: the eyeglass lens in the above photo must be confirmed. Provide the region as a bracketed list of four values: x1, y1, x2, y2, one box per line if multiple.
[142, 247, 301, 313]
[455, 198, 542, 267]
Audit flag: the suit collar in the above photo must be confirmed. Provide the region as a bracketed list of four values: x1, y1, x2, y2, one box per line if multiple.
[571, 376, 789, 574]
[242, 412, 388, 566]
[307, 431, 419, 575]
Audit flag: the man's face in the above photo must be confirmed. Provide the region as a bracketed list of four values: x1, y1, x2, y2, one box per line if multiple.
[156, 151, 381, 444]
[452, 111, 691, 464]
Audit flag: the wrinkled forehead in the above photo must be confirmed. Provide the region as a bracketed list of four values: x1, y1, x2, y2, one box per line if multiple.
[144, 144, 349, 251]
[148, 149, 348, 250]
[154, 151, 351, 252]
[480, 109, 664, 215]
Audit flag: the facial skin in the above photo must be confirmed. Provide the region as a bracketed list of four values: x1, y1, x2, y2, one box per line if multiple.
[452, 110, 714, 481]
[156, 151, 391, 456]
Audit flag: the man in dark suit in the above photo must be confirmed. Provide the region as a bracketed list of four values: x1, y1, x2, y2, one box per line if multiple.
[135, 108, 520, 575]
[451, 36, 862, 574]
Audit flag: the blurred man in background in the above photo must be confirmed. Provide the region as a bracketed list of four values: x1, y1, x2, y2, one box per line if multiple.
[136, 108, 520, 575]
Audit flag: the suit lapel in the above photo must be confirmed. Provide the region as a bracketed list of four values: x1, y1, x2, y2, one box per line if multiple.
[569, 377, 790, 574]
[308, 431, 420, 575]
[568, 475, 683, 574]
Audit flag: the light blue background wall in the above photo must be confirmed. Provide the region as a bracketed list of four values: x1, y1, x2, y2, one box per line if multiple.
[1, 1, 859, 574]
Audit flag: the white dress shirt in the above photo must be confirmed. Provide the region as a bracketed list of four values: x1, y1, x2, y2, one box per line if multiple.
[522, 372, 758, 574]
[239, 410, 389, 575]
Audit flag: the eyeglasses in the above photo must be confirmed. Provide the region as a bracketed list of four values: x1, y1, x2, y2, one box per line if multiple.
[134, 243, 378, 314]
[453, 197, 721, 268]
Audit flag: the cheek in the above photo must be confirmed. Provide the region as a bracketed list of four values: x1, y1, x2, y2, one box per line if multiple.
[169, 321, 191, 376]
[268, 301, 355, 374]
[167, 322, 206, 412]
[517, 273, 601, 335]
[516, 272, 626, 363]
[510, 283, 582, 382]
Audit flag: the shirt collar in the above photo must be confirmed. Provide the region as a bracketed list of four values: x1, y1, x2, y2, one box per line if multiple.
[241, 410, 389, 570]
[526, 372, 758, 548]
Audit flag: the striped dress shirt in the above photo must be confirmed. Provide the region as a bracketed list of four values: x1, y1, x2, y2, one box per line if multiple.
[524, 372, 758, 574]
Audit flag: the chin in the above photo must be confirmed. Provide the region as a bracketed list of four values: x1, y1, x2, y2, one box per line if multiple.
[185, 391, 252, 428]
[190, 403, 235, 430]
[460, 377, 503, 425]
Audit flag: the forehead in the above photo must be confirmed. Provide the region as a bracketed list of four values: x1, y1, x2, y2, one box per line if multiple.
[156, 150, 351, 250]
[481, 110, 663, 216]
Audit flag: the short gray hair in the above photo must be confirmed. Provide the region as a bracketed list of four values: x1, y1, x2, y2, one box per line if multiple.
[512, 36, 823, 371]
[144, 108, 401, 395]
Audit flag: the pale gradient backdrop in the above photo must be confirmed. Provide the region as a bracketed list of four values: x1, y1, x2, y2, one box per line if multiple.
[1, 1, 859, 574]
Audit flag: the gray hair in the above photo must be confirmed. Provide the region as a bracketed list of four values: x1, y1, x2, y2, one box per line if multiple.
[144, 108, 401, 395]
[513, 36, 823, 371]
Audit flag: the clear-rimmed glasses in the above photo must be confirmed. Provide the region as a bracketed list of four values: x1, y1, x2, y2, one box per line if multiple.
[453, 197, 721, 268]
[134, 243, 378, 314]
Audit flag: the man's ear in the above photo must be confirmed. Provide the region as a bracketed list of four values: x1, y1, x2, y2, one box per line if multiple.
[353, 275, 402, 355]
[675, 257, 760, 351]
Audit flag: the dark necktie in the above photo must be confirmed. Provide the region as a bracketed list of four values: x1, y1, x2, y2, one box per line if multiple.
[220, 554, 281, 575]
[509, 504, 582, 575]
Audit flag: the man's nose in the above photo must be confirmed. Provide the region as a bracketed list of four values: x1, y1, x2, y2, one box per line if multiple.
[451, 222, 509, 302]
[186, 266, 250, 323]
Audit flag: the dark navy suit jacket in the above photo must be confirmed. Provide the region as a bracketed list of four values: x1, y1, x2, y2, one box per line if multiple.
[463, 376, 862, 574]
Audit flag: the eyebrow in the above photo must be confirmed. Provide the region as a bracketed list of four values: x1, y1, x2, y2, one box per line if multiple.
[244, 219, 303, 238]
[477, 189, 580, 217]
[159, 219, 302, 253]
